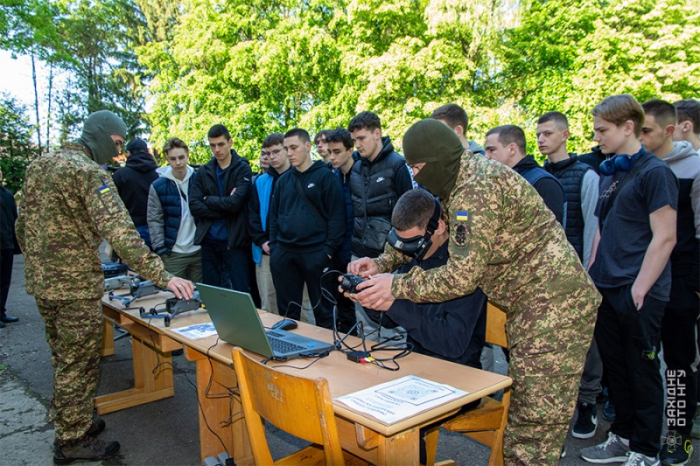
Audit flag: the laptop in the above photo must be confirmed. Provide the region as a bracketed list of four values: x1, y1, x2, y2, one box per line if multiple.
[197, 283, 335, 360]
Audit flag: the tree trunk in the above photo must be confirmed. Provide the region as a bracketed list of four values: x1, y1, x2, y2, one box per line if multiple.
[31, 56, 42, 151]
[46, 64, 53, 150]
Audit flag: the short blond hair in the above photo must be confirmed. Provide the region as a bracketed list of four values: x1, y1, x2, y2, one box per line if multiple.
[592, 94, 645, 138]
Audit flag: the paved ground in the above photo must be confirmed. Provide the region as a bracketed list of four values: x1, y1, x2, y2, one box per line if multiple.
[0, 254, 697, 465]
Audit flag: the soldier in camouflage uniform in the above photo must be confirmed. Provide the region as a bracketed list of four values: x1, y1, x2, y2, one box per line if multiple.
[16, 110, 194, 464]
[350, 119, 601, 465]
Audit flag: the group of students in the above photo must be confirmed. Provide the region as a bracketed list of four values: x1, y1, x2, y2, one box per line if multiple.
[80, 95, 698, 465]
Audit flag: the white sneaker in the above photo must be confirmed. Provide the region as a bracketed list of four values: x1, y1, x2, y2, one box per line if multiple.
[621, 451, 659, 466]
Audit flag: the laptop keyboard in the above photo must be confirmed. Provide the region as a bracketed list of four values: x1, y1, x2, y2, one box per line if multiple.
[267, 335, 306, 354]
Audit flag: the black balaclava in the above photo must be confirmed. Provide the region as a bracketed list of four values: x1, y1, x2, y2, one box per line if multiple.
[76, 110, 127, 165]
[403, 119, 464, 200]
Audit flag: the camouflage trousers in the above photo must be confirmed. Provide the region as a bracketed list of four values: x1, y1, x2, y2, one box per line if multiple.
[504, 316, 597, 464]
[36, 297, 102, 443]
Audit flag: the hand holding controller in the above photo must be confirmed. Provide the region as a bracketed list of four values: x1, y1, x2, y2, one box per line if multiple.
[339, 273, 366, 294]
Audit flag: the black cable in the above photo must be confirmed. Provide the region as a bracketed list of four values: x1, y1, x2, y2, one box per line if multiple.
[145, 317, 173, 375]
[183, 371, 230, 457]
[270, 353, 329, 370]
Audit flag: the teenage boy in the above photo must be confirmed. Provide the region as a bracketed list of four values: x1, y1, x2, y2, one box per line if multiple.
[314, 129, 331, 163]
[258, 147, 270, 174]
[269, 128, 345, 328]
[673, 99, 700, 151]
[189, 124, 253, 291]
[147, 138, 201, 282]
[581, 95, 678, 466]
[248, 133, 290, 314]
[641, 99, 699, 466]
[430, 103, 486, 155]
[326, 128, 358, 333]
[348, 111, 413, 337]
[485, 124, 565, 225]
[112, 138, 159, 248]
[537, 111, 602, 439]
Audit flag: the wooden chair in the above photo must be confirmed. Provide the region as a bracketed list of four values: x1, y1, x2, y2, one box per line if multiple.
[424, 302, 511, 466]
[231, 347, 367, 466]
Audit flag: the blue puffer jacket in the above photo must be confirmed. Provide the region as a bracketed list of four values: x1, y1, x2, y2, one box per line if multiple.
[147, 167, 197, 255]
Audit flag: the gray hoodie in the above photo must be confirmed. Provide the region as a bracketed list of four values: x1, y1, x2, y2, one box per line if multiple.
[663, 141, 700, 270]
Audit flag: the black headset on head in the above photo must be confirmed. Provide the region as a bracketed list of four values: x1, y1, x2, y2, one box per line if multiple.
[599, 146, 646, 176]
[386, 196, 441, 261]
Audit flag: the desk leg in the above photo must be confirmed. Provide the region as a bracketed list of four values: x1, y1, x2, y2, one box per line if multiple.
[378, 427, 420, 466]
[101, 319, 115, 357]
[185, 347, 253, 465]
[337, 419, 421, 465]
[94, 336, 175, 414]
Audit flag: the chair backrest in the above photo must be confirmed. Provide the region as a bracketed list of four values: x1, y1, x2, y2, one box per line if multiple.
[232, 347, 346, 466]
[485, 302, 508, 349]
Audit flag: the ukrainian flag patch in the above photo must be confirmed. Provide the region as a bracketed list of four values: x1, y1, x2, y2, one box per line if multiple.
[98, 184, 110, 194]
[456, 211, 468, 222]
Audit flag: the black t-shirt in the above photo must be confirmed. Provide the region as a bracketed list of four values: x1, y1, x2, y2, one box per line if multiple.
[590, 151, 679, 301]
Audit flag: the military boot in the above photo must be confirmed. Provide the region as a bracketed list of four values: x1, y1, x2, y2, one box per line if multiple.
[53, 436, 120, 464]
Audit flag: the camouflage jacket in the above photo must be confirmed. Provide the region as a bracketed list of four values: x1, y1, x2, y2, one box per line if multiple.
[16, 142, 173, 300]
[376, 151, 601, 347]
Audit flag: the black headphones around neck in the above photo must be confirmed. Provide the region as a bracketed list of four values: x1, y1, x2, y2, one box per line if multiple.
[599, 146, 645, 176]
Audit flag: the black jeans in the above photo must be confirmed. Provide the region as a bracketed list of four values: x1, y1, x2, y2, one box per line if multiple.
[662, 267, 700, 435]
[0, 248, 13, 315]
[595, 285, 665, 457]
[270, 247, 333, 329]
[200, 240, 250, 293]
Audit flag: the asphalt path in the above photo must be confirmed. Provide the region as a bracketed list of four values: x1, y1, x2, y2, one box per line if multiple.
[0, 254, 696, 465]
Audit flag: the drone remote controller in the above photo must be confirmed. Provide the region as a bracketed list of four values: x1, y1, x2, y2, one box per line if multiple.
[340, 274, 365, 294]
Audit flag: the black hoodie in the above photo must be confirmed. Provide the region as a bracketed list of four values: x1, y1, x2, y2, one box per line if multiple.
[112, 150, 159, 227]
[269, 160, 345, 256]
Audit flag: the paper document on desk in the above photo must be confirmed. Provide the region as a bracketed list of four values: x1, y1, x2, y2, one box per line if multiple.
[335, 375, 468, 425]
[171, 323, 217, 339]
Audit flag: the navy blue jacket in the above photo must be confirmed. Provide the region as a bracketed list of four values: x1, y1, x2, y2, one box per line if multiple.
[376, 241, 487, 368]
[148, 175, 196, 255]
[513, 155, 565, 225]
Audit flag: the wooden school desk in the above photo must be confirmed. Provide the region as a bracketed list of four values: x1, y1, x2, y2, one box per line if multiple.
[163, 311, 512, 466]
[98, 291, 211, 414]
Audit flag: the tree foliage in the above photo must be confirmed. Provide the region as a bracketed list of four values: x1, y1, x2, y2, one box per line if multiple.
[500, 0, 700, 157]
[2, 0, 698, 167]
[0, 93, 40, 192]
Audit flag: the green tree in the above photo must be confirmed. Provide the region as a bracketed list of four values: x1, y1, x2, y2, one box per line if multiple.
[140, 0, 350, 165]
[54, 0, 150, 141]
[0, 0, 67, 150]
[0, 93, 40, 192]
[499, 0, 700, 157]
